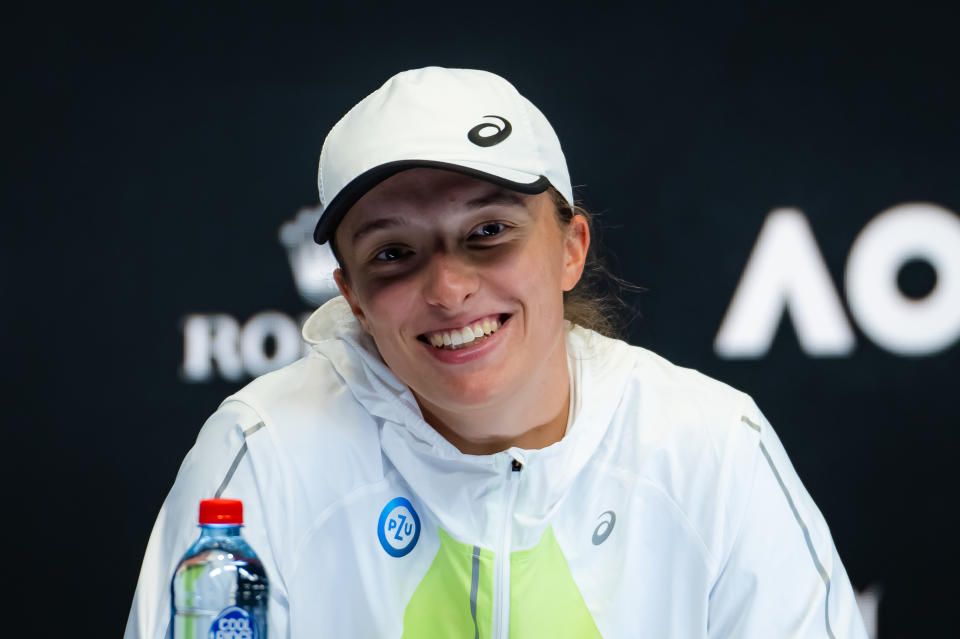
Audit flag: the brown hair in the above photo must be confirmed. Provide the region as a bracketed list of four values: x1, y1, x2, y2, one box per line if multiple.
[548, 187, 636, 340]
[331, 184, 637, 340]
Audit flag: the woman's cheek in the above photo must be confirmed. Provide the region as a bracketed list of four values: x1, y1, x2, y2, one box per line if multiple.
[359, 271, 411, 304]
[358, 279, 419, 330]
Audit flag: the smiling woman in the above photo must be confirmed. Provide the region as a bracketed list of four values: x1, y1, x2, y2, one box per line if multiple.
[126, 67, 869, 639]
[331, 167, 588, 454]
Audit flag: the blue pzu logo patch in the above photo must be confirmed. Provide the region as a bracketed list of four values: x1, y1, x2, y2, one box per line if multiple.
[209, 605, 256, 639]
[378, 496, 421, 557]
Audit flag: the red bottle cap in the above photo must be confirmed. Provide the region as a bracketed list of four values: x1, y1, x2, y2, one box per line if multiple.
[199, 499, 243, 525]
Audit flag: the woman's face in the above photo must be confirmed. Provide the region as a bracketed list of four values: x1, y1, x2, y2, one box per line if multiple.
[333, 168, 588, 413]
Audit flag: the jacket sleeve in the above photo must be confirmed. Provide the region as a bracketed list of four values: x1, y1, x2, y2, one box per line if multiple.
[123, 401, 291, 639]
[707, 402, 868, 639]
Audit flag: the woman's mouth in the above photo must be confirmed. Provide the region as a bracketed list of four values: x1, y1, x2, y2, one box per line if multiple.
[417, 314, 512, 350]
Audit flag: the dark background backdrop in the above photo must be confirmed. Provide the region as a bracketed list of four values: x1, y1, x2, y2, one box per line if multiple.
[5, 2, 958, 637]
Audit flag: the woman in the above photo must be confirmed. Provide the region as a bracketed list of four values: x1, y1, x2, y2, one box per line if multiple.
[126, 67, 868, 638]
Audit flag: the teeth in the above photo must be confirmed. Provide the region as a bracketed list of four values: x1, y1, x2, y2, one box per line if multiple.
[423, 316, 503, 349]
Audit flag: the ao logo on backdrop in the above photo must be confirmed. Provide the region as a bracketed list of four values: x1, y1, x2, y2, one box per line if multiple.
[715, 203, 960, 358]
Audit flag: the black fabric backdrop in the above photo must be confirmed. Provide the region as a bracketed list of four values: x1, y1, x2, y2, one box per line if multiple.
[5, 2, 958, 637]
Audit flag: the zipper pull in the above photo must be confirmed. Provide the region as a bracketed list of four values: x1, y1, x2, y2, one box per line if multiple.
[511, 459, 523, 472]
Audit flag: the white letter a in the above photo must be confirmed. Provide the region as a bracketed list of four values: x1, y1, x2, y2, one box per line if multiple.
[715, 208, 855, 358]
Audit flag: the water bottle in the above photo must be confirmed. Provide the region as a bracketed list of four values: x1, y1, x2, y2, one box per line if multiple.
[171, 499, 269, 638]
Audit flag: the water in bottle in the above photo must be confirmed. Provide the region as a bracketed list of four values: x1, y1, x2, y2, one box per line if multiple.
[171, 498, 269, 638]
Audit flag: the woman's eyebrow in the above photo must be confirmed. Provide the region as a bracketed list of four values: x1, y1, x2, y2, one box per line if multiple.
[350, 190, 526, 243]
[351, 216, 408, 244]
[465, 190, 526, 209]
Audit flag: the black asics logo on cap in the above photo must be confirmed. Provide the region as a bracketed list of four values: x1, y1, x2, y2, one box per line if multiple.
[467, 115, 512, 147]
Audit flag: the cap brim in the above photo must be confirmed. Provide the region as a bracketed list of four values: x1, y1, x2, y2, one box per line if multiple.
[313, 160, 551, 245]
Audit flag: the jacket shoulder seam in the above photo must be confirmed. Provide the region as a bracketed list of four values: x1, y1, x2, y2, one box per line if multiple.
[710, 399, 765, 585]
[289, 476, 392, 580]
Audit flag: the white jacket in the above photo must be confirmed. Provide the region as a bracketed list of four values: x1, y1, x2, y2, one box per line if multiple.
[125, 296, 867, 638]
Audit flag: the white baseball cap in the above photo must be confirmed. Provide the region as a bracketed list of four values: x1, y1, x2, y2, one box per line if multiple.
[313, 66, 573, 245]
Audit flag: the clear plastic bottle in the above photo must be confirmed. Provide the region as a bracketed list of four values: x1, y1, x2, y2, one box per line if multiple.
[171, 499, 269, 638]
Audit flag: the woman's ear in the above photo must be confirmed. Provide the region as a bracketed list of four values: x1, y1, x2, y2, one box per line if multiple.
[334, 268, 369, 332]
[561, 214, 590, 292]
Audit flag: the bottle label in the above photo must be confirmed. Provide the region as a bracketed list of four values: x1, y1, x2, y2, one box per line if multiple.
[209, 605, 257, 639]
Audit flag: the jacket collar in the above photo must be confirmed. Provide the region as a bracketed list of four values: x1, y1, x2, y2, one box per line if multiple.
[303, 296, 636, 547]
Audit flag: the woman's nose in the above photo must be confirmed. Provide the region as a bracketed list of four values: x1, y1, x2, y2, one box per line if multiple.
[421, 253, 479, 309]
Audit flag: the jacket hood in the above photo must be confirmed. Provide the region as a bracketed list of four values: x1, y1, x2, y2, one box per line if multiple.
[302, 296, 638, 547]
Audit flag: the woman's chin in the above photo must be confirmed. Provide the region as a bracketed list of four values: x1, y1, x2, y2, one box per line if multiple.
[416, 374, 511, 413]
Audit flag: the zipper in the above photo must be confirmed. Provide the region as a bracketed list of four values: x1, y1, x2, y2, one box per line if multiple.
[493, 454, 524, 639]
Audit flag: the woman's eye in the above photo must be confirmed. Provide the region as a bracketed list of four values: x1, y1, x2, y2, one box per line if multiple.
[472, 222, 507, 238]
[373, 247, 408, 262]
